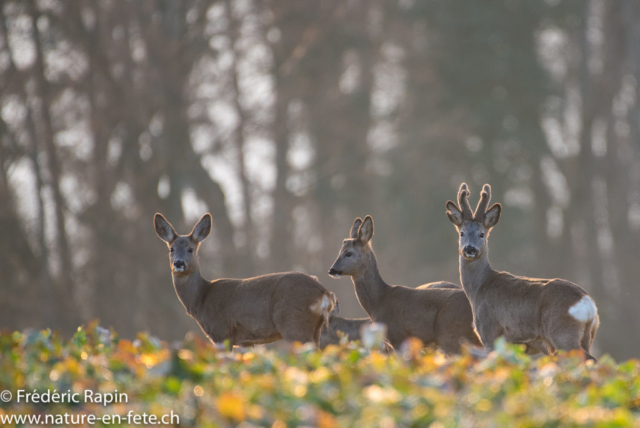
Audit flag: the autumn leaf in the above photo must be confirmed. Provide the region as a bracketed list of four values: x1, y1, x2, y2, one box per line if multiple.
[216, 392, 246, 421]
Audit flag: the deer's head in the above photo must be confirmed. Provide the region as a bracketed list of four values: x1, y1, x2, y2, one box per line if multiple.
[446, 183, 501, 261]
[328, 215, 374, 278]
[154, 213, 212, 276]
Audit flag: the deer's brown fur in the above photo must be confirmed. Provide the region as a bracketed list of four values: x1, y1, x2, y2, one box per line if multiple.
[328, 216, 481, 353]
[446, 183, 600, 360]
[154, 213, 334, 348]
[319, 284, 459, 348]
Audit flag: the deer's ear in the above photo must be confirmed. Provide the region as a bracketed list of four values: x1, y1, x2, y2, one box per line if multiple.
[484, 203, 501, 228]
[154, 213, 177, 243]
[446, 201, 464, 226]
[350, 217, 363, 239]
[357, 215, 374, 244]
[191, 213, 212, 242]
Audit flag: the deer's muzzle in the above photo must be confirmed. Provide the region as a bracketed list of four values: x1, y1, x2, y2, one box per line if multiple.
[328, 268, 342, 278]
[463, 246, 478, 259]
[173, 260, 186, 272]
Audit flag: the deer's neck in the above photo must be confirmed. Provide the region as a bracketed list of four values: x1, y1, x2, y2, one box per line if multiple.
[351, 251, 391, 318]
[459, 251, 494, 303]
[172, 269, 209, 317]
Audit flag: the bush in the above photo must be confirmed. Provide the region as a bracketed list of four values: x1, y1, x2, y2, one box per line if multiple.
[0, 322, 638, 427]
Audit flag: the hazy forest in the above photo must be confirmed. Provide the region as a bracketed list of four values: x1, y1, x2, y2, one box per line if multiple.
[1, 0, 639, 361]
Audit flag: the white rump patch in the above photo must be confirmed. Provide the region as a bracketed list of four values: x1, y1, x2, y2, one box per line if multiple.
[568, 295, 597, 322]
[310, 295, 332, 315]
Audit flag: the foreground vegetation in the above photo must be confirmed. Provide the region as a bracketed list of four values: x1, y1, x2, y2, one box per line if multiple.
[0, 323, 638, 427]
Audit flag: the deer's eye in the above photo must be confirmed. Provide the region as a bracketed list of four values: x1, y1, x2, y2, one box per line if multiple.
[460, 232, 465, 237]
[345, 251, 353, 257]
[479, 233, 485, 238]
[188, 248, 194, 253]
[170, 247, 174, 253]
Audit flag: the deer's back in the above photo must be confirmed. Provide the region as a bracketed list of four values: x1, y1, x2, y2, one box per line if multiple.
[220, 269, 323, 295]
[417, 281, 461, 290]
[271, 271, 330, 296]
[207, 272, 328, 318]
[475, 271, 590, 335]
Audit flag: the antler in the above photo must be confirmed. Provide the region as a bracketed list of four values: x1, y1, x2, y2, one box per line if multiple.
[458, 183, 474, 221]
[474, 184, 492, 221]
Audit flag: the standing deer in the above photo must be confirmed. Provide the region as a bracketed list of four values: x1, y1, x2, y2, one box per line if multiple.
[328, 216, 481, 352]
[445, 183, 600, 360]
[154, 213, 334, 348]
[319, 285, 458, 349]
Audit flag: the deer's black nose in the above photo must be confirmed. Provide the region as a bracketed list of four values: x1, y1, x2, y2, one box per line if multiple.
[174, 260, 186, 269]
[328, 268, 341, 277]
[463, 246, 478, 257]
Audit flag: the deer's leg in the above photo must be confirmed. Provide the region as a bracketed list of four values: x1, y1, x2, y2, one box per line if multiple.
[546, 316, 597, 362]
[525, 338, 554, 355]
[207, 337, 233, 351]
[204, 325, 234, 350]
[580, 323, 592, 353]
[384, 329, 405, 351]
[312, 316, 326, 348]
[579, 319, 599, 362]
[581, 315, 599, 354]
[552, 333, 596, 361]
[548, 325, 597, 362]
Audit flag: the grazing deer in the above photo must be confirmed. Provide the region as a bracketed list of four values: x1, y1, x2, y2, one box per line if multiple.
[154, 213, 334, 348]
[328, 216, 481, 352]
[445, 183, 600, 360]
[319, 293, 370, 348]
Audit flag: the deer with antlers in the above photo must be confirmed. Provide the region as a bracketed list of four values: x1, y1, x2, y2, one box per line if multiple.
[154, 213, 334, 348]
[445, 183, 600, 360]
[328, 216, 481, 352]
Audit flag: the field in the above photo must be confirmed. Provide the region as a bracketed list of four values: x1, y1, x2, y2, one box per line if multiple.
[0, 323, 639, 427]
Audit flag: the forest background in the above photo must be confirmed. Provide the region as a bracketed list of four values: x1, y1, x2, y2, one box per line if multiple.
[1, 0, 639, 360]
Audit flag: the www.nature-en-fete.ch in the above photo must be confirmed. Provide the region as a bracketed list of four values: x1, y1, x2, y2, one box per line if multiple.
[0, 389, 179, 425]
[0, 411, 180, 425]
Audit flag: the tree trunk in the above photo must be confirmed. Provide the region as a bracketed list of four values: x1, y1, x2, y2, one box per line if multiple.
[28, 0, 79, 330]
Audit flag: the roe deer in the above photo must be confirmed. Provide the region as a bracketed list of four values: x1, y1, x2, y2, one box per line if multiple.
[445, 183, 600, 360]
[320, 290, 451, 350]
[154, 213, 334, 348]
[319, 293, 370, 348]
[328, 216, 481, 352]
